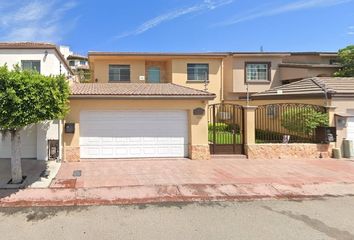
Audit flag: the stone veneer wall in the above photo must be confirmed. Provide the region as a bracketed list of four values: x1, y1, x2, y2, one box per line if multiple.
[64, 147, 80, 162]
[246, 144, 333, 159]
[189, 145, 211, 160]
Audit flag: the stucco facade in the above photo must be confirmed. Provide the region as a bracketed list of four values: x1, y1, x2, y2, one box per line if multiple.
[0, 49, 71, 76]
[63, 99, 210, 161]
[0, 43, 72, 161]
[89, 54, 225, 104]
[89, 52, 338, 106]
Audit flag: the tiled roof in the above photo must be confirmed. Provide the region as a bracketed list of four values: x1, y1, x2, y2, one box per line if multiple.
[252, 77, 354, 99]
[0, 42, 56, 49]
[70, 83, 216, 99]
[67, 54, 88, 60]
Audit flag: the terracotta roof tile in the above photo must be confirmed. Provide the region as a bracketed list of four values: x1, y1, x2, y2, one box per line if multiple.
[0, 42, 56, 49]
[70, 83, 215, 99]
[252, 77, 354, 99]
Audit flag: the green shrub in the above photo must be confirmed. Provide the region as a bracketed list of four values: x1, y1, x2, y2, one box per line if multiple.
[208, 123, 240, 133]
[281, 107, 328, 134]
[208, 123, 230, 132]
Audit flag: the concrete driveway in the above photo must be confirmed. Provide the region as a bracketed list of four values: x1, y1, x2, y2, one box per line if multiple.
[50, 157, 354, 189]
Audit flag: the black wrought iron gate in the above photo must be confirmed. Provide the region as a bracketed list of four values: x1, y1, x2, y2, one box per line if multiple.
[208, 104, 244, 154]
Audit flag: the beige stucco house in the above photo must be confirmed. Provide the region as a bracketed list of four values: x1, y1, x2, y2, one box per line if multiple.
[252, 77, 354, 157]
[62, 51, 342, 162]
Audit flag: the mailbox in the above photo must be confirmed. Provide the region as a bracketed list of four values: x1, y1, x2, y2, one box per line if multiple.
[193, 108, 205, 116]
[65, 123, 75, 133]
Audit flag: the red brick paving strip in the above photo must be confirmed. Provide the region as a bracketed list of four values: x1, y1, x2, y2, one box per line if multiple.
[1, 183, 354, 207]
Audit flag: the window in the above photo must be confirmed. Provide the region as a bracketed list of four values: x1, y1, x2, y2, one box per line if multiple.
[245, 62, 270, 82]
[21, 60, 41, 73]
[109, 65, 130, 81]
[329, 59, 340, 65]
[79, 60, 86, 65]
[69, 60, 75, 66]
[187, 63, 209, 81]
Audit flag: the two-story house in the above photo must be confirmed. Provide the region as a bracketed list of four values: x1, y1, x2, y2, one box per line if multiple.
[88, 51, 339, 104]
[62, 51, 339, 162]
[0, 42, 73, 161]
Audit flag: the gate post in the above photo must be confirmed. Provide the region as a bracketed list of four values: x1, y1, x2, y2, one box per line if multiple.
[243, 106, 257, 155]
[212, 105, 216, 154]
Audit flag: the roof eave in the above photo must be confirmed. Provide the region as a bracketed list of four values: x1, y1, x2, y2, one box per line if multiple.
[69, 94, 216, 100]
[232, 53, 291, 57]
[279, 64, 341, 69]
[88, 52, 229, 57]
[251, 93, 327, 100]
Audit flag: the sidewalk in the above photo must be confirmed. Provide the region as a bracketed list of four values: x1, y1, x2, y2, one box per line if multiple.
[1, 157, 354, 207]
[2, 182, 354, 207]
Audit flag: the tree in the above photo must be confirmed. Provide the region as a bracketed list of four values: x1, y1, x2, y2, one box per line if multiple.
[0, 65, 70, 184]
[281, 107, 328, 135]
[334, 45, 354, 77]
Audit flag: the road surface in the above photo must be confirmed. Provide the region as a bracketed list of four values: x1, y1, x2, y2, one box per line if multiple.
[1, 197, 354, 240]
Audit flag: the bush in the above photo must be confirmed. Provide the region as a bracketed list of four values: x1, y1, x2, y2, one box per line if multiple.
[281, 107, 328, 135]
[208, 123, 230, 132]
[208, 123, 241, 132]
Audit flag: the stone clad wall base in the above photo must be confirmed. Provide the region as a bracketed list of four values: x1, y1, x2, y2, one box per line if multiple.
[189, 145, 211, 160]
[246, 144, 333, 159]
[64, 147, 80, 162]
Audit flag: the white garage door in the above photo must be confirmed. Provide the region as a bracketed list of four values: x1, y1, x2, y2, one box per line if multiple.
[80, 110, 189, 159]
[0, 125, 37, 159]
[347, 118, 354, 142]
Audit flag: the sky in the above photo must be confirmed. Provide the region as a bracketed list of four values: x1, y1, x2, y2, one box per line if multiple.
[0, 0, 353, 55]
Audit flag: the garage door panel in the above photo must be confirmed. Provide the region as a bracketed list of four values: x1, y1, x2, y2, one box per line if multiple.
[81, 144, 188, 158]
[80, 111, 188, 159]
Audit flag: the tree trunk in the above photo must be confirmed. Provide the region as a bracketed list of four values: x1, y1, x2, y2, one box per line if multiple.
[10, 130, 22, 184]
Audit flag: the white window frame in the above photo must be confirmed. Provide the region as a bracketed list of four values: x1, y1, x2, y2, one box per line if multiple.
[245, 62, 270, 82]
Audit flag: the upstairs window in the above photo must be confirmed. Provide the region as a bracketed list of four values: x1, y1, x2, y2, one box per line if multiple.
[69, 60, 75, 66]
[79, 60, 86, 65]
[187, 63, 209, 81]
[245, 62, 270, 82]
[21, 60, 41, 73]
[109, 65, 130, 81]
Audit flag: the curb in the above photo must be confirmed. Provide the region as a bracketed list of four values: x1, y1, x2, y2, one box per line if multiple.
[1, 183, 354, 207]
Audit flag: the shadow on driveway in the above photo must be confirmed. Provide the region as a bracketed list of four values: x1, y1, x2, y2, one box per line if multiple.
[0, 159, 58, 198]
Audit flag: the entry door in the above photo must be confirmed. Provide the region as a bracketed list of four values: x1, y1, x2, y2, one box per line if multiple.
[80, 110, 189, 159]
[147, 67, 160, 83]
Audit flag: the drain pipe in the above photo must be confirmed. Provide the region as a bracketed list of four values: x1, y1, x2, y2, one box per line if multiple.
[311, 78, 329, 106]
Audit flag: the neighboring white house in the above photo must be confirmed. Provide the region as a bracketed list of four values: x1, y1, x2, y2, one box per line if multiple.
[0, 42, 74, 161]
[60, 45, 89, 82]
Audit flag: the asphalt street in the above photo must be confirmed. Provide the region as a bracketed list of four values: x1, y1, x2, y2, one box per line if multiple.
[1, 197, 354, 240]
